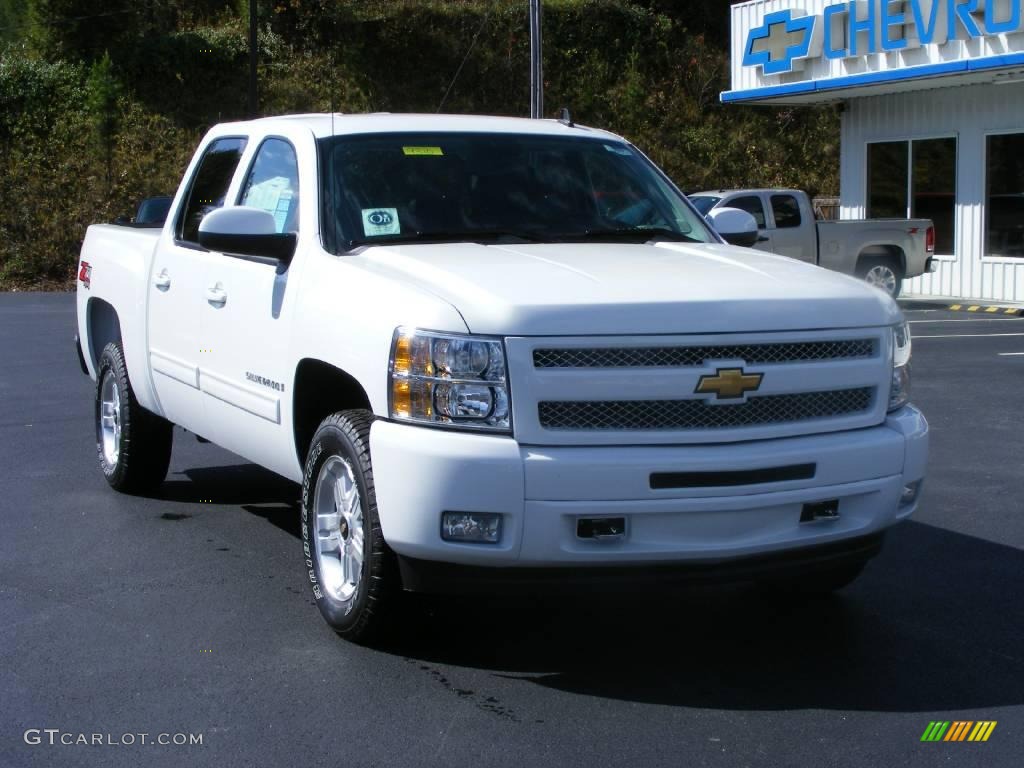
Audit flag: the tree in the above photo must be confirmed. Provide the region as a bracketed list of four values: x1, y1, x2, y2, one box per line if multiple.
[86, 51, 120, 189]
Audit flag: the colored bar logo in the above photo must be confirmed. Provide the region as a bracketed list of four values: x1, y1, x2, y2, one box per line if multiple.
[921, 721, 997, 742]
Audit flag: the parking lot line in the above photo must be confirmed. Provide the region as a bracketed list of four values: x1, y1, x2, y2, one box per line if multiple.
[913, 332, 1024, 339]
[998, 352, 1024, 357]
[908, 318, 1024, 324]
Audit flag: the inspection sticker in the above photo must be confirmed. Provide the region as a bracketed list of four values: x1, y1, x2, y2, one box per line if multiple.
[362, 208, 400, 237]
[402, 146, 444, 156]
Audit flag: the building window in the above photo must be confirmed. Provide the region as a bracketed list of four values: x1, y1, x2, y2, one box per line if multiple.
[986, 133, 1024, 258]
[868, 142, 908, 219]
[868, 138, 956, 256]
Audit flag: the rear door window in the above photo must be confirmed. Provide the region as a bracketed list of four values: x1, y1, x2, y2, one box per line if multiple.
[770, 194, 802, 229]
[176, 137, 248, 244]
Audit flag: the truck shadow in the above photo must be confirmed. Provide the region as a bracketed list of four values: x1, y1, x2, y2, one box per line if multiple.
[382, 521, 1024, 713]
[158, 464, 302, 538]
[157, 461, 1022, 713]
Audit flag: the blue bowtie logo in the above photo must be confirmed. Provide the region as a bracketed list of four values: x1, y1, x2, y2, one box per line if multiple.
[743, 9, 818, 75]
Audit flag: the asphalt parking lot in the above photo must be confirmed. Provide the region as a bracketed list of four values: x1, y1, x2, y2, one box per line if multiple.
[1, 293, 1021, 768]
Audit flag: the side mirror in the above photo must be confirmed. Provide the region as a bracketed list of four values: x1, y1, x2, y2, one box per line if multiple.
[707, 207, 759, 248]
[198, 207, 296, 264]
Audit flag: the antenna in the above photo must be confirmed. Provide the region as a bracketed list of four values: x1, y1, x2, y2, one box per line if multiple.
[437, 4, 493, 113]
[558, 107, 574, 127]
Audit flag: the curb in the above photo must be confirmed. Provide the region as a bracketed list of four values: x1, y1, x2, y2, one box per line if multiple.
[899, 299, 1024, 316]
[946, 303, 1024, 316]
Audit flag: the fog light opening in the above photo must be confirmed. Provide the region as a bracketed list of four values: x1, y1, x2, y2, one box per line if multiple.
[441, 512, 502, 544]
[901, 481, 922, 507]
[577, 516, 627, 541]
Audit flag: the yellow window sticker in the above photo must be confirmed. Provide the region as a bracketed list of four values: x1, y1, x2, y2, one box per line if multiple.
[402, 146, 444, 156]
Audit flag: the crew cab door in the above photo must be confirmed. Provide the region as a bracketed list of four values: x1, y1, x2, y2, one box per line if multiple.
[198, 137, 302, 477]
[766, 193, 817, 263]
[148, 136, 247, 433]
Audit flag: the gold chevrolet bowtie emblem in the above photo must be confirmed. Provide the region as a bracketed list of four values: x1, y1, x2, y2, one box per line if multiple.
[695, 368, 764, 400]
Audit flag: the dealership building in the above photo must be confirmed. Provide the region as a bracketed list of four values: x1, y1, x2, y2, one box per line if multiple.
[724, 0, 1024, 303]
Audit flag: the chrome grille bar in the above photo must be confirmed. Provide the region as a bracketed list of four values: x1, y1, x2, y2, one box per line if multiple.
[533, 339, 875, 369]
[538, 388, 875, 431]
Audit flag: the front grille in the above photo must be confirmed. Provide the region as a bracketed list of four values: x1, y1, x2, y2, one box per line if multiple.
[538, 388, 874, 431]
[533, 339, 875, 369]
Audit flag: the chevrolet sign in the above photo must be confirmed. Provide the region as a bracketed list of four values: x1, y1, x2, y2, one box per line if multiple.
[743, 0, 1024, 75]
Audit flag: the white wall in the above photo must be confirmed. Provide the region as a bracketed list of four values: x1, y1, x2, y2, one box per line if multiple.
[840, 82, 1024, 301]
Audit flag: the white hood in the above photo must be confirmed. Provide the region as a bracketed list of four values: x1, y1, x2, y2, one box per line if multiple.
[353, 241, 901, 336]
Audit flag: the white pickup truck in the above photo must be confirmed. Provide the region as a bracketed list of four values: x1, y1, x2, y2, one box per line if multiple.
[689, 189, 935, 298]
[75, 114, 928, 643]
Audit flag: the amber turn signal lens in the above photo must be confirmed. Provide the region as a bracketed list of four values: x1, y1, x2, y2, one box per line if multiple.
[392, 333, 413, 375]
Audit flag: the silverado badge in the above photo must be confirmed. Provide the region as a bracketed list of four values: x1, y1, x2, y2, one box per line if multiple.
[695, 368, 763, 400]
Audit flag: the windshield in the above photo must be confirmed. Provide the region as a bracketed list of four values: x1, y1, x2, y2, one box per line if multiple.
[319, 132, 716, 252]
[688, 196, 720, 216]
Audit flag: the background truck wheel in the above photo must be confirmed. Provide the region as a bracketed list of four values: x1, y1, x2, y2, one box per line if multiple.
[95, 342, 173, 494]
[301, 410, 397, 644]
[858, 256, 904, 298]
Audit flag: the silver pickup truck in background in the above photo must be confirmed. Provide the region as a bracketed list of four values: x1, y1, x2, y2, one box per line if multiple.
[690, 189, 935, 298]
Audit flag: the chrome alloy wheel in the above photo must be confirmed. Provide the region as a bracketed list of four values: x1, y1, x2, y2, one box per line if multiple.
[99, 370, 122, 467]
[864, 264, 898, 296]
[312, 456, 365, 601]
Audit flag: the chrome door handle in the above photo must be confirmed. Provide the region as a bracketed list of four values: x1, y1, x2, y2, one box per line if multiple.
[154, 270, 171, 290]
[205, 284, 227, 306]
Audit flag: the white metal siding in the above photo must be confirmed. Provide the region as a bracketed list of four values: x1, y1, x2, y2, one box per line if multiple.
[840, 82, 1024, 302]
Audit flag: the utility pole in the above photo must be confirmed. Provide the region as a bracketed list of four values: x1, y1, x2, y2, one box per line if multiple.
[529, 0, 543, 119]
[248, 0, 258, 117]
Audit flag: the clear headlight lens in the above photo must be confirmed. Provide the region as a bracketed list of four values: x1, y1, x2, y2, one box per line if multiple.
[389, 328, 511, 431]
[889, 321, 912, 412]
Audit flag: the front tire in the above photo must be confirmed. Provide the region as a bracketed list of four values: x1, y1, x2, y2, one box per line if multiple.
[301, 410, 397, 644]
[95, 342, 173, 494]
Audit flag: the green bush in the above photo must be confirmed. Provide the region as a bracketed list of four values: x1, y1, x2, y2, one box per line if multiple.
[0, 0, 839, 290]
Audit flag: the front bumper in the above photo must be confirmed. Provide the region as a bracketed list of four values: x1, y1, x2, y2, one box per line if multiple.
[369, 406, 928, 575]
[396, 532, 886, 594]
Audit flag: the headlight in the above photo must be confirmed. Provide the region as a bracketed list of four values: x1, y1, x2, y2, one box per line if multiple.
[889, 321, 912, 412]
[389, 328, 511, 431]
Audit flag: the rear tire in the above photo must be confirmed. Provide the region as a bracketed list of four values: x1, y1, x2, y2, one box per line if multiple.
[301, 410, 397, 644]
[94, 342, 173, 494]
[858, 256, 904, 299]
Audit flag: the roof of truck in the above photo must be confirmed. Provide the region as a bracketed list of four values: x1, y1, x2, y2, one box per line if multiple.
[691, 189, 804, 197]
[215, 112, 624, 141]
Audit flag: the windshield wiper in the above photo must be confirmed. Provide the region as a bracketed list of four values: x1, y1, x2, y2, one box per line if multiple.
[551, 227, 700, 244]
[352, 229, 543, 247]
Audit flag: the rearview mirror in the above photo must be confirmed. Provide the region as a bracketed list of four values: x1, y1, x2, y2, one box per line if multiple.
[198, 207, 296, 264]
[707, 207, 759, 248]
